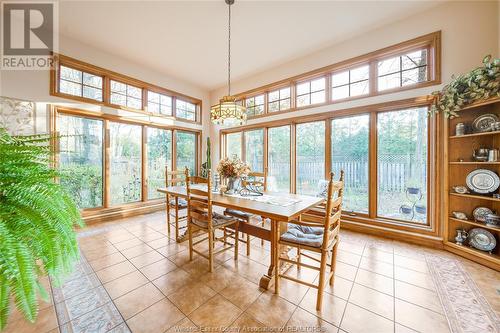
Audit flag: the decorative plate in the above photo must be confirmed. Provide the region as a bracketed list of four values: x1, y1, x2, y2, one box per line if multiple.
[452, 185, 469, 194]
[472, 206, 493, 222]
[466, 169, 500, 194]
[472, 113, 499, 132]
[452, 211, 468, 220]
[467, 228, 497, 252]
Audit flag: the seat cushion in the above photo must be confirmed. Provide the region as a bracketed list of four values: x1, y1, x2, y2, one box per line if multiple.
[224, 208, 253, 220]
[280, 224, 324, 248]
[191, 212, 238, 229]
[169, 198, 187, 208]
[288, 223, 324, 235]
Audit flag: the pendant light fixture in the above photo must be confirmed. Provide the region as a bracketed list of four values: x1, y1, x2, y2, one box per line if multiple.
[210, 0, 246, 126]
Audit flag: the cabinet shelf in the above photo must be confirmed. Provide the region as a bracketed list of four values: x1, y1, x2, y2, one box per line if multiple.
[449, 161, 500, 165]
[449, 130, 500, 139]
[445, 242, 500, 262]
[449, 192, 500, 202]
[448, 217, 500, 232]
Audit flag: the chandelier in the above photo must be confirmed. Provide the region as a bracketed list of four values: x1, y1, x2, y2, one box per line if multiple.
[210, 0, 246, 126]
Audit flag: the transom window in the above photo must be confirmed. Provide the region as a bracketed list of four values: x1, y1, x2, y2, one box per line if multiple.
[176, 99, 197, 121]
[110, 80, 142, 109]
[246, 95, 265, 117]
[268, 87, 291, 112]
[377, 49, 428, 91]
[331, 65, 369, 100]
[59, 65, 103, 101]
[296, 77, 326, 108]
[148, 91, 172, 116]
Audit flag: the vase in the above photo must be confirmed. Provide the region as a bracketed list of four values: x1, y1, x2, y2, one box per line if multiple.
[225, 177, 240, 194]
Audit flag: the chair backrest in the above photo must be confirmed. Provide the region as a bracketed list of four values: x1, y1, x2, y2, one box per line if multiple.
[322, 170, 344, 250]
[185, 168, 214, 229]
[165, 166, 186, 187]
[243, 167, 268, 191]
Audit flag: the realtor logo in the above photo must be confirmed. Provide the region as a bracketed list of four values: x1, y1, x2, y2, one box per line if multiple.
[1, 1, 58, 70]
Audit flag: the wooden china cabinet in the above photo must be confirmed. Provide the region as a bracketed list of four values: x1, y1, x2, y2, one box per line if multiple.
[443, 97, 500, 271]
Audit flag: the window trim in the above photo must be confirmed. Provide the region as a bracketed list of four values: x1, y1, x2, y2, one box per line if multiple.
[231, 31, 440, 120]
[109, 79, 143, 110]
[50, 54, 203, 124]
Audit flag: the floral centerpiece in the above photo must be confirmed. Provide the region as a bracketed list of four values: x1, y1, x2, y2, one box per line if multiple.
[217, 156, 250, 193]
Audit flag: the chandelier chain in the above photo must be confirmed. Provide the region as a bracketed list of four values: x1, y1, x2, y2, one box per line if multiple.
[228, 2, 231, 96]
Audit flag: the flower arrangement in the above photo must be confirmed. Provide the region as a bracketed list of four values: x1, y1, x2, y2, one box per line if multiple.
[217, 156, 250, 179]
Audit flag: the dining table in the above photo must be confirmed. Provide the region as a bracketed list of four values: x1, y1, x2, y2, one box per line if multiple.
[157, 185, 324, 290]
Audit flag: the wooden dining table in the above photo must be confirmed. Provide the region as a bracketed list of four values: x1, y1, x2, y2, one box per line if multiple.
[157, 185, 323, 289]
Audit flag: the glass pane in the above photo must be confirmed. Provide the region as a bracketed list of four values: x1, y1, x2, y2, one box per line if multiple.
[311, 77, 325, 92]
[296, 121, 325, 195]
[332, 71, 349, 87]
[184, 110, 196, 121]
[311, 90, 325, 104]
[110, 80, 126, 94]
[176, 131, 197, 176]
[268, 90, 279, 102]
[269, 101, 280, 112]
[254, 104, 264, 115]
[148, 91, 160, 103]
[60, 80, 82, 96]
[110, 122, 142, 205]
[350, 65, 369, 82]
[60, 66, 82, 83]
[83, 86, 103, 101]
[160, 95, 172, 107]
[331, 115, 369, 213]
[296, 82, 310, 95]
[160, 104, 172, 116]
[245, 129, 264, 172]
[377, 107, 428, 224]
[350, 80, 369, 96]
[246, 98, 255, 108]
[280, 87, 291, 99]
[296, 94, 310, 107]
[110, 93, 126, 106]
[149, 102, 160, 114]
[378, 73, 400, 91]
[279, 98, 291, 110]
[83, 72, 102, 89]
[226, 132, 242, 159]
[268, 126, 290, 193]
[59, 115, 103, 209]
[127, 97, 142, 109]
[332, 86, 349, 100]
[402, 67, 427, 86]
[127, 85, 142, 99]
[147, 128, 172, 200]
[402, 49, 427, 70]
[378, 56, 400, 76]
[255, 95, 265, 106]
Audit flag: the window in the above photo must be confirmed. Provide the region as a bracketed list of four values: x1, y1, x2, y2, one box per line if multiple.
[58, 115, 103, 209]
[331, 65, 369, 100]
[176, 131, 197, 175]
[147, 128, 172, 200]
[378, 49, 428, 91]
[109, 122, 142, 205]
[176, 99, 197, 121]
[331, 115, 369, 213]
[268, 87, 291, 112]
[59, 65, 103, 101]
[110, 80, 142, 109]
[268, 126, 290, 193]
[296, 121, 325, 195]
[226, 132, 242, 159]
[377, 107, 428, 223]
[245, 129, 264, 172]
[296, 77, 326, 108]
[246, 95, 265, 117]
[148, 91, 172, 116]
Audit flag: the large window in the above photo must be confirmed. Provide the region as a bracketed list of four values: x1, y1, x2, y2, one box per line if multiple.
[176, 131, 197, 175]
[331, 65, 369, 100]
[377, 107, 428, 223]
[331, 115, 369, 213]
[110, 80, 142, 109]
[176, 100, 197, 121]
[109, 122, 142, 205]
[58, 115, 103, 209]
[296, 121, 325, 195]
[245, 129, 264, 172]
[226, 132, 242, 159]
[377, 49, 428, 91]
[296, 77, 326, 108]
[268, 87, 291, 112]
[147, 128, 172, 200]
[59, 65, 103, 101]
[268, 126, 290, 193]
[246, 95, 265, 117]
[148, 91, 172, 116]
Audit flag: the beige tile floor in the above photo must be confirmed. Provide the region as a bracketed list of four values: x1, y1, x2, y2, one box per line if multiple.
[4, 211, 500, 333]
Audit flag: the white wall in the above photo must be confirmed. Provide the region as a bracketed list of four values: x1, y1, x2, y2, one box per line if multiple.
[209, 0, 500, 162]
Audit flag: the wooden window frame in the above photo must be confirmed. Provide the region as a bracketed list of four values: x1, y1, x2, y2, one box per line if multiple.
[219, 96, 437, 235]
[50, 54, 203, 124]
[174, 98, 198, 122]
[58, 64, 104, 102]
[245, 94, 266, 117]
[51, 106, 201, 217]
[296, 76, 327, 108]
[146, 90, 173, 116]
[331, 64, 370, 102]
[231, 31, 440, 120]
[109, 79, 143, 110]
[268, 86, 292, 113]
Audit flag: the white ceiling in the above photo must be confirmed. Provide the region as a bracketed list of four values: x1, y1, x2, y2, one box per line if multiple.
[59, 1, 443, 91]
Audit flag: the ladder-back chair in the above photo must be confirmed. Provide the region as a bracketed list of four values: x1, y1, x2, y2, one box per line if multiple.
[274, 170, 344, 311]
[165, 166, 188, 241]
[186, 169, 240, 272]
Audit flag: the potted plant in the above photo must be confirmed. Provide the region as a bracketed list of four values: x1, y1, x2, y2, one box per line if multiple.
[216, 156, 250, 194]
[0, 129, 82, 330]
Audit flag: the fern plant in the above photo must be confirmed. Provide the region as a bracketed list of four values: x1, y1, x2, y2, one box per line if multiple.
[0, 128, 82, 330]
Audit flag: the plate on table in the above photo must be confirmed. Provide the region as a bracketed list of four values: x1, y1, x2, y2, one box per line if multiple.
[466, 169, 500, 194]
[472, 207, 493, 222]
[467, 228, 497, 252]
[472, 113, 499, 132]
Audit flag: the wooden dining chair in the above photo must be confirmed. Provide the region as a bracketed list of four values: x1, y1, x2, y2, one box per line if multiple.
[186, 168, 240, 272]
[274, 170, 344, 311]
[165, 166, 188, 241]
[224, 168, 268, 255]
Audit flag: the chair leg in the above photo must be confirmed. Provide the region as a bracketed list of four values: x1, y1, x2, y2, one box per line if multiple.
[261, 217, 265, 246]
[234, 223, 239, 261]
[297, 249, 302, 270]
[316, 251, 328, 311]
[274, 221, 280, 295]
[188, 222, 193, 261]
[166, 196, 171, 237]
[208, 229, 214, 273]
[330, 242, 339, 286]
[174, 197, 179, 241]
